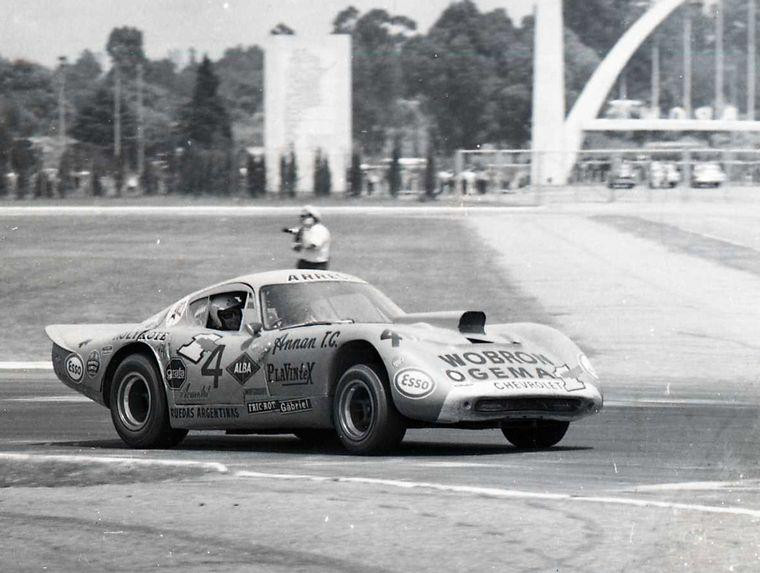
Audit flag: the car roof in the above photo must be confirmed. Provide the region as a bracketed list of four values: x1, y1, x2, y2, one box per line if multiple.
[197, 269, 366, 295]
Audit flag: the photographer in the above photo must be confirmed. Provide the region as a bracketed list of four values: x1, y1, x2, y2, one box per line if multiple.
[282, 205, 331, 270]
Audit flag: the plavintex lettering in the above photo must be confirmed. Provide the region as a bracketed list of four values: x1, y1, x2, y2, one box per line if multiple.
[266, 362, 315, 385]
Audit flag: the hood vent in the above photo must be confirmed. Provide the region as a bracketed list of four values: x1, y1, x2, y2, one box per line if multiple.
[458, 311, 486, 335]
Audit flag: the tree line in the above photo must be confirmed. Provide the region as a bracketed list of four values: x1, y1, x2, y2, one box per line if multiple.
[2, 0, 756, 197]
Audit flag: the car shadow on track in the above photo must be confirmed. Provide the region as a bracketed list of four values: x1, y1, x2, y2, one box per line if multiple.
[40, 435, 592, 457]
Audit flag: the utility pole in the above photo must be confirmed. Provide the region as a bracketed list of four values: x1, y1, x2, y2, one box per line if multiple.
[749, 0, 756, 120]
[716, 0, 725, 118]
[114, 64, 122, 159]
[136, 61, 145, 179]
[651, 36, 660, 117]
[57, 56, 67, 152]
[684, 6, 693, 116]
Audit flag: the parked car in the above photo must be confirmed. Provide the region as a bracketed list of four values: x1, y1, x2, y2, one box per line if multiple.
[649, 161, 680, 188]
[607, 163, 637, 189]
[691, 162, 727, 188]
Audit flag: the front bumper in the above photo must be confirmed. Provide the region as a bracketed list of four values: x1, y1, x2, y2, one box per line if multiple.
[435, 386, 603, 424]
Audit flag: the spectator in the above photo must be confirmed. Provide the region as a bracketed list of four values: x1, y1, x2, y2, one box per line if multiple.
[285, 205, 332, 270]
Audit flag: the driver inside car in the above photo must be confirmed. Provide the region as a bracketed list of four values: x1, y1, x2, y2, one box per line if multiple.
[208, 294, 244, 331]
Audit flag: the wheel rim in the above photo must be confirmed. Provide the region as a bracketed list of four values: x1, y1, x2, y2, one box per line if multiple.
[338, 378, 375, 441]
[117, 372, 152, 431]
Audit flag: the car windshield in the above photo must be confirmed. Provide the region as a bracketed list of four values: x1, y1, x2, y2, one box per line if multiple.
[260, 281, 403, 329]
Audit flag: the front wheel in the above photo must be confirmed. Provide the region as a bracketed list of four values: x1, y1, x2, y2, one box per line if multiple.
[110, 354, 188, 448]
[333, 364, 405, 455]
[500, 420, 569, 449]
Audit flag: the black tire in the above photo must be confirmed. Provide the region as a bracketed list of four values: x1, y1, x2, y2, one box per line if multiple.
[293, 429, 338, 448]
[333, 364, 406, 455]
[109, 354, 188, 448]
[500, 420, 569, 449]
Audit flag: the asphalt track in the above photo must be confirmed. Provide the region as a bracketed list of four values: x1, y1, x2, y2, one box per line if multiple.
[3, 202, 760, 571]
[1, 371, 759, 572]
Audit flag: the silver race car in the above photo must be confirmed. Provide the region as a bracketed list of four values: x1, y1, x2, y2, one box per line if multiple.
[46, 270, 603, 454]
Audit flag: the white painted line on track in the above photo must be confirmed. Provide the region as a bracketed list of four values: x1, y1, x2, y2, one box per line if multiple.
[605, 398, 757, 408]
[3, 452, 759, 518]
[234, 470, 760, 519]
[0, 453, 229, 474]
[0, 362, 53, 370]
[0, 205, 539, 217]
[1, 395, 91, 403]
[631, 479, 760, 492]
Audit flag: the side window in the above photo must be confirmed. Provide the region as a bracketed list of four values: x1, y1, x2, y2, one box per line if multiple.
[188, 298, 209, 327]
[206, 291, 248, 332]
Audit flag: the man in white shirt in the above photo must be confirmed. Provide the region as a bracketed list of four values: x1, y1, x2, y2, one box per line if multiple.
[290, 205, 331, 270]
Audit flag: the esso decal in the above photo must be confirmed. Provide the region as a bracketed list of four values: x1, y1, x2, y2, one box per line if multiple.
[65, 354, 84, 383]
[394, 368, 435, 399]
[578, 353, 598, 379]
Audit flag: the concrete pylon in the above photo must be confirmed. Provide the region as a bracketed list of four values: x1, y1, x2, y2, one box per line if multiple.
[531, 0, 566, 186]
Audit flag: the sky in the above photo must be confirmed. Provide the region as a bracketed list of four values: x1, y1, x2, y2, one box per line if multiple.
[0, 0, 533, 68]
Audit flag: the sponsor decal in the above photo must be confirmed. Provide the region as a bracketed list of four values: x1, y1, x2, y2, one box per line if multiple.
[394, 368, 435, 399]
[272, 331, 340, 355]
[226, 353, 259, 386]
[166, 297, 189, 327]
[273, 333, 316, 355]
[86, 350, 101, 378]
[101, 345, 113, 356]
[65, 354, 84, 383]
[439, 350, 563, 385]
[381, 329, 403, 348]
[286, 272, 351, 282]
[170, 406, 240, 420]
[391, 355, 406, 369]
[266, 362, 315, 386]
[178, 333, 222, 364]
[165, 358, 187, 390]
[247, 398, 313, 414]
[494, 380, 566, 392]
[553, 364, 586, 392]
[113, 330, 169, 342]
[174, 383, 211, 402]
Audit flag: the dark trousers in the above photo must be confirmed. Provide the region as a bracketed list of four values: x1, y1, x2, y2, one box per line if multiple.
[297, 259, 329, 270]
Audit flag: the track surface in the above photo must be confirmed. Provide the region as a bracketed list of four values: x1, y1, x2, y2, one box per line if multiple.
[2, 203, 760, 571]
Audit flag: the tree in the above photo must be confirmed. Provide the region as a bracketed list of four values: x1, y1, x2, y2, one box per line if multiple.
[388, 140, 401, 197]
[141, 160, 157, 195]
[424, 147, 436, 198]
[333, 7, 417, 154]
[91, 161, 103, 197]
[178, 56, 232, 149]
[106, 27, 146, 74]
[279, 154, 288, 194]
[270, 23, 295, 35]
[349, 150, 363, 196]
[71, 87, 135, 154]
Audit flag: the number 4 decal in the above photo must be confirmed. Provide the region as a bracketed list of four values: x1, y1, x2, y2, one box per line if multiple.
[201, 345, 225, 388]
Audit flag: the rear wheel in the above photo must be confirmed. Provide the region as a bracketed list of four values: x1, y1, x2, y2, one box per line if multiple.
[333, 364, 405, 454]
[110, 354, 188, 448]
[500, 420, 569, 449]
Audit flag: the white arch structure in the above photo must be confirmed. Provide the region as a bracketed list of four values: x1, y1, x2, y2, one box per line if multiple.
[533, 0, 760, 184]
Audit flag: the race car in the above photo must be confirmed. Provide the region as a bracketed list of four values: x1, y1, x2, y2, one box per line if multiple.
[46, 270, 603, 454]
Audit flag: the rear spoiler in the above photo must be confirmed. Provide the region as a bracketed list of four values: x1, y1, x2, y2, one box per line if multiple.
[45, 324, 137, 352]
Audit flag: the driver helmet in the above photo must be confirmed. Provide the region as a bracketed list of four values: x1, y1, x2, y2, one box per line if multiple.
[209, 294, 243, 331]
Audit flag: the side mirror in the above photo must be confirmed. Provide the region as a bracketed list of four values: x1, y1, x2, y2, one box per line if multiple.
[245, 322, 263, 338]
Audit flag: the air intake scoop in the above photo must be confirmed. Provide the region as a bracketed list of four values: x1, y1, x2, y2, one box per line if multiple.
[458, 311, 486, 335]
